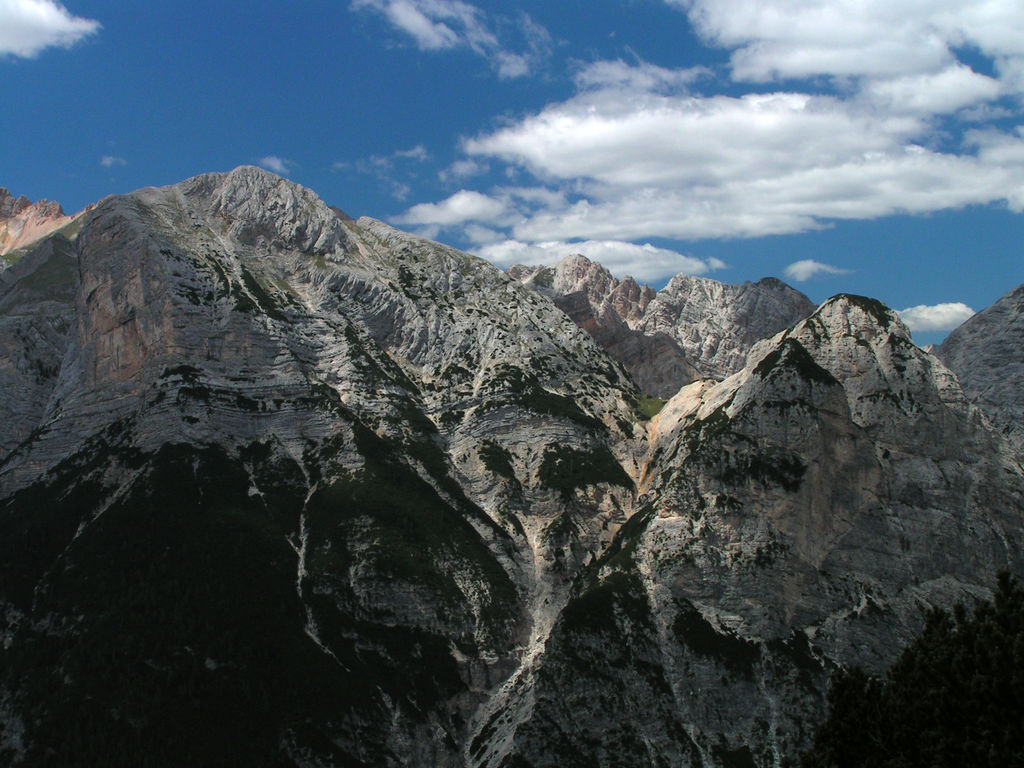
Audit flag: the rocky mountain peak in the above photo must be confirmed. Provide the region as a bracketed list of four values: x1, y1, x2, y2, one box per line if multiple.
[510, 260, 816, 396]
[0, 187, 32, 218]
[0, 187, 70, 257]
[2, 167, 1023, 767]
[158, 166, 351, 256]
[813, 293, 908, 339]
[937, 282, 1024, 451]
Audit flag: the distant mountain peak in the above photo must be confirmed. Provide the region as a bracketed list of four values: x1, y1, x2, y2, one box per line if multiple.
[509, 255, 815, 396]
[0, 186, 71, 258]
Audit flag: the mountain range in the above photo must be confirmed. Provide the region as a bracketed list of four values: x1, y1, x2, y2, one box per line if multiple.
[1, 167, 1021, 767]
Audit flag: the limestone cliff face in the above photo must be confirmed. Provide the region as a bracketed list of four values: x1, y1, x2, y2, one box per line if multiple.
[937, 283, 1024, 452]
[0, 167, 642, 766]
[510, 254, 815, 397]
[1, 168, 1021, 767]
[497, 294, 1024, 766]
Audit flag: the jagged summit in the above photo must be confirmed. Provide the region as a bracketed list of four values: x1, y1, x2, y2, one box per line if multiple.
[0, 186, 72, 257]
[1, 168, 1021, 767]
[510, 252, 816, 396]
[496, 284, 1024, 765]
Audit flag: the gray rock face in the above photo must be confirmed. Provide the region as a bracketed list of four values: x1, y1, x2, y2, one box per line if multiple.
[0, 167, 642, 766]
[510, 254, 815, 397]
[497, 294, 1024, 766]
[936, 283, 1024, 452]
[1, 168, 1021, 767]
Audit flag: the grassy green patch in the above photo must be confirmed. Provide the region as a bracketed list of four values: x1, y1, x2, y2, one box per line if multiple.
[631, 394, 667, 421]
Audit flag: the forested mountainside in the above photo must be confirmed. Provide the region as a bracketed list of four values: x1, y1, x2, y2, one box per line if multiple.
[1, 167, 1020, 767]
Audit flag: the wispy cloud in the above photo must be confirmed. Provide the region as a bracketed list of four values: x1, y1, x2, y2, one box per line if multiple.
[899, 302, 975, 331]
[440, 158, 488, 183]
[360, 144, 430, 170]
[335, 145, 430, 200]
[99, 155, 126, 168]
[0, 0, 100, 58]
[784, 259, 852, 282]
[258, 156, 291, 175]
[351, 0, 550, 78]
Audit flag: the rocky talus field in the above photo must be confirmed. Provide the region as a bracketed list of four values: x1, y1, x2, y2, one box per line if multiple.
[1, 167, 1021, 767]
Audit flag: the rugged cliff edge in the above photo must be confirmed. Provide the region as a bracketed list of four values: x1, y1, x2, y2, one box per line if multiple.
[497, 294, 1024, 766]
[1, 168, 1021, 767]
[0, 187, 78, 260]
[937, 282, 1024, 453]
[510, 254, 815, 398]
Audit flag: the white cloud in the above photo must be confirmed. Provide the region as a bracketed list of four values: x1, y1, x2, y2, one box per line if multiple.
[397, 189, 508, 226]
[668, 0, 1024, 86]
[393, 144, 429, 162]
[352, 1, 550, 78]
[898, 302, 975, 331]
[389, 3, 1024, 280]
[574, 58, 708, 93]
[0, 0, 99, 58]
[865, 64, 1003, 115]
[465, 90, 921, 189]
[440, 158, 488, 183]
[258, 156, 291, 175]
[360, 145, 431, 171]
[448, 53, 1024, 242]
[475, 239, 724, 284]
[783, 259, 852, 282]
[99, 155, 126, 168]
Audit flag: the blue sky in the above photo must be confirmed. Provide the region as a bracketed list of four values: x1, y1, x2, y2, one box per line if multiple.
[2, 0, 1023, 344]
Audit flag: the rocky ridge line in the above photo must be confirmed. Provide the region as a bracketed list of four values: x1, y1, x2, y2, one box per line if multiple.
[509, 253, 816, 398]
[1, 168, 1021, 767]
[0, 187, 77, 260]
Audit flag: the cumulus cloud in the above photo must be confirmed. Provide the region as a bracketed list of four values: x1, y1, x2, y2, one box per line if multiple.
[0, 0, 99, 58]
[865, 64, 1003, 115]
[99, 155, 126, 168]
[475, 239, 725, 284]
[783, 259, 852, 282]
[451, 52, 1024, 243]
[351, 0, 550, 78]
[258, 156, 291, 175]
[390, 1, 1024, 280]
[396, 189, 508, 227]
[668, 0, 1024, 86]
[898, 302, 975, 331]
